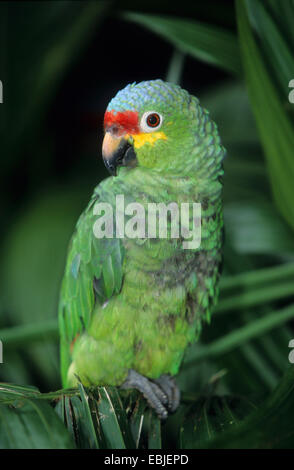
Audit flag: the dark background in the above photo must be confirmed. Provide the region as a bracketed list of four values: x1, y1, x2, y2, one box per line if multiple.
[8, 1, 233, 207]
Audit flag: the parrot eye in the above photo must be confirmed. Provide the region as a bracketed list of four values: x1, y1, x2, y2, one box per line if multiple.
[140, 111, 163, 133]
[147, 113, 160, 127]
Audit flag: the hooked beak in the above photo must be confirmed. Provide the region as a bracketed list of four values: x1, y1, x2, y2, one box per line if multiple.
[102, 132, 137, 176]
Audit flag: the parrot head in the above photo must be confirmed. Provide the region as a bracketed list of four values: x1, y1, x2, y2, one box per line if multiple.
[102, 79, 224, 180]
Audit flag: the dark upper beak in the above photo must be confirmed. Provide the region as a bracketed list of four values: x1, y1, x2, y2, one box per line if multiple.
[102, 131, 137, 176]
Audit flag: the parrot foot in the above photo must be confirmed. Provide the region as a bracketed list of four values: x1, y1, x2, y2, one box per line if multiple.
[121, 369, 180, 420]
[152, 374, 180, 413]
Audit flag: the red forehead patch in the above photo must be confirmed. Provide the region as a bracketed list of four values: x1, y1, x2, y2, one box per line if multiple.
[104, 110, 139, 134]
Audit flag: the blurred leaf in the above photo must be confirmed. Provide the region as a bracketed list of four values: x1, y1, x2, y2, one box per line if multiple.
[238, 310, 287, 389]
[117, 0, 236, 28]
[0, 320, 58, 349]
[121, 12, 242, 75]
[200, 81, 259, 147]
[207, 366, 294, 448]
[0, 382, 79, 405]
[0, 351, 32, 385]
[217, 282, 294, 313]
[222, 151, 271, 205]
[184, 304, 294, 368]
[97, 387, 135, 449]
[76, 383, 101, 449]
[0, 187, 88, 386]
[236, 0, 294, 232]
[62, 395, 98, 449]
[0, 383, 40, 404]
[148, 410, 162, 449]
[224, 202, 294, 255]
[200, 81, 270, 207]
[220, 262, 294, 291]
[179, 349, 229, 399]
[208, 240, 294, 397]
[246, 0, 294, 98]
[129, 395, 147, 449]
[0, 398, 74, 449]
[179, 395, 256, 449]
[266, 0, 294, 51]
[56, 389, 107, 450]
[200, 326, 290, 397]
[166, 49, 185, 84]
[1, 189, 84, 322]
[60, 384, 136, 449]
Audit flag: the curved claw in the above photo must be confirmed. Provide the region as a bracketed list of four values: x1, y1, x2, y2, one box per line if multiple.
[121, 369, 180, 419]
[153, 375, 181, 413]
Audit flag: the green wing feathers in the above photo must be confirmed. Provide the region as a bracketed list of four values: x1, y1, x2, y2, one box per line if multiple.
[58, 193, 124, 386]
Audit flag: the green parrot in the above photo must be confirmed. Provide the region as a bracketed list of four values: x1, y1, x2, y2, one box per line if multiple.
[58, 79, 225, 419]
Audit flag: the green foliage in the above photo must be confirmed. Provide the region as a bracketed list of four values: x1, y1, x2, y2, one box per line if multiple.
[121, 12, 242, 75]
[237, 0, 294, 232]
[0, 385, 75, 449]
[1, 0, 294, 449]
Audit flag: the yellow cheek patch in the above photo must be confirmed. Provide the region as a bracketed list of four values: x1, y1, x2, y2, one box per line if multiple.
[132, 131, 167, 149]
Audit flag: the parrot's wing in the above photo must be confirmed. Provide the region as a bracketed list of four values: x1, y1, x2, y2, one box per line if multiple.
[58, 192, 124, 385]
